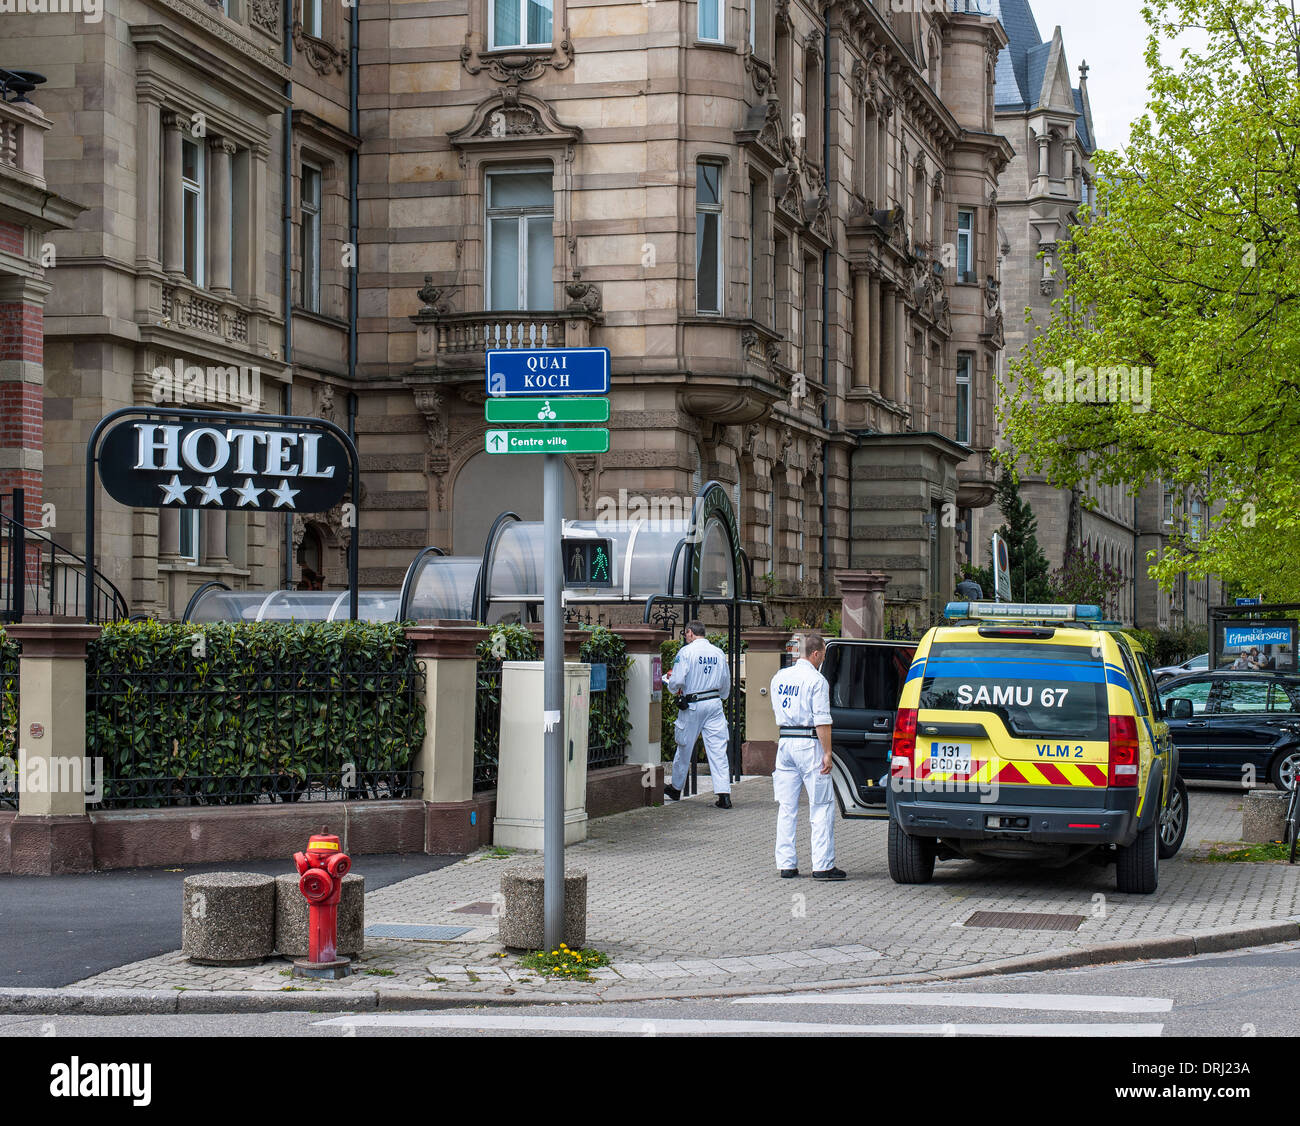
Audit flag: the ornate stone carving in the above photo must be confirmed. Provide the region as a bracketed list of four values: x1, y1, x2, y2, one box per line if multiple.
[564, 269, 602, 314]
[249, 0, 280, 34]
[1040, 277, 1057, 296]
[450, 89, 582, 153]
[575, 455, 597, 510]
[984, 274, 1000, 310]
[460, 33, 574, 84]
[745, 51, 775, 98]
[416, 275, 453, 315]
[317, 383, 336, 425]
[292, 20, 346, 74]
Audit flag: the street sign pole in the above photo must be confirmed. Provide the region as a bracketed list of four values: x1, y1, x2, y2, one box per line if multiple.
[543, 450, 564, 951]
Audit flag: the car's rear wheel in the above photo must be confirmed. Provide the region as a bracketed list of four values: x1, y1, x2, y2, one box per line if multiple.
[1269, 748, 1300, 791]
[1158, 775, 1188, 859]
[1116, 818, 1159, 894]
[888, 818, 936, 884]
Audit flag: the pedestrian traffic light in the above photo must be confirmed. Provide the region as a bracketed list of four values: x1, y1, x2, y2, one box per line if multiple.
[562, 537, 614, 588]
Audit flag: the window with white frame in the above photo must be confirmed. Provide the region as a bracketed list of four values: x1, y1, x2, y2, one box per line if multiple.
[698, 0, 721, 42]
[304, 0, 323, 37]
[486, 166, 554, 311]
[182, 138, 205, 287]
[1163, 489, 1174, 526]
[1189, 498, 1202, 541]
[178, 510, 200, 564]
[491, 0, 553, 49]
[300, 164, 322, 313]
[956, 352, 972, 445]
[956, 208, 974, 283]
[696, 160, 723, 314]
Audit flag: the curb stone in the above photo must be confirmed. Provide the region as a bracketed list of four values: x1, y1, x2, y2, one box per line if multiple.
[5, 919, 1300, 1015]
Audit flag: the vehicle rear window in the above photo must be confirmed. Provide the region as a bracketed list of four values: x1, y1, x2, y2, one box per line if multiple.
[918, 641, 1108, 740]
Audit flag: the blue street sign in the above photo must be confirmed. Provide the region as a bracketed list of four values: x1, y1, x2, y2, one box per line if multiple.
[1236, 597, 1262, 605]
[486, 347, 610, 397]
[590, 663, 607, 692]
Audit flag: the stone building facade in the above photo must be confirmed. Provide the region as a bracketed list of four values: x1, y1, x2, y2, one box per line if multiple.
[6, 0, 1010, 625]
[1, 82, 81, 542]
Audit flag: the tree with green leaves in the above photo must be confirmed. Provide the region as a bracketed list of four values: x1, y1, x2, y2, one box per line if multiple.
[1000, 0, 1300, 600]
[961, 473, 1054, 602]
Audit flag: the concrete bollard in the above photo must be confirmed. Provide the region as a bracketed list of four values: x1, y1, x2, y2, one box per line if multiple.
[182, 872, 276, 966]
[498, 865, 587, 951]
[1243, 789, 1289, 843]
[274, 872, 366, 958]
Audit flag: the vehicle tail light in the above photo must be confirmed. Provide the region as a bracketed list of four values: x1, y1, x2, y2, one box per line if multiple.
[1108, 715, 1140, 787]
[891, 707, 918, 780]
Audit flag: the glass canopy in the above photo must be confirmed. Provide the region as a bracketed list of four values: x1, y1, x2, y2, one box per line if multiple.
[183, 482, 755, 625]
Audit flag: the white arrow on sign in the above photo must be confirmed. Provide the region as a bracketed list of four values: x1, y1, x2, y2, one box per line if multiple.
[487, 430, 508, 452]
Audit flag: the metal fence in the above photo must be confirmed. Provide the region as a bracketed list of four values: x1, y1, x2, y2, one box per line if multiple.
[586, 660, 628, 770]
[473, 658, 629, 790]
[0, 635, 17, 810]
[473, 657, 504, 792]
[86, 643, 425, 808]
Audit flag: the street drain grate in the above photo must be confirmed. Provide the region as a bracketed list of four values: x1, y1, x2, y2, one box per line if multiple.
[963, 911, 1085, 932]
[364, 924, 473, 941]
[451, 901, 497, 915]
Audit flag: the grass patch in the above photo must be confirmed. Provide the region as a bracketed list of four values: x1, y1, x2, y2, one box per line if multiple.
[518, 945, 610, 982]
[364, 968, 396, 977]
[486, 846, 515, 859]
[1199, 841, 1297, 863]
[466, 970, 480, 983]
[426, 976, 448, 984]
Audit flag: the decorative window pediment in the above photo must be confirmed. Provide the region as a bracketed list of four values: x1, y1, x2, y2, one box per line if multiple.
[449, 88, 582, 157]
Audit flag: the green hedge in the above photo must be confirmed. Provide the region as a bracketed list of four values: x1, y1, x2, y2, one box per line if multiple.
[660, 632, 746, 760]
[1125, 625, 1210, 666]
[86, 620, 425, 806]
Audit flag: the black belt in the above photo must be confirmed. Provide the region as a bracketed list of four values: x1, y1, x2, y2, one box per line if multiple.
[779, 726, 817, 738]
[681, 690, 720, 704]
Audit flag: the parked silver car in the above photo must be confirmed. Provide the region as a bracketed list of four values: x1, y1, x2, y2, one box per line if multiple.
[1153, 653, 1208, 683]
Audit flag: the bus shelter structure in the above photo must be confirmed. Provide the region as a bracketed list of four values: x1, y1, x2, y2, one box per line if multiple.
[183, 482, 764, 780]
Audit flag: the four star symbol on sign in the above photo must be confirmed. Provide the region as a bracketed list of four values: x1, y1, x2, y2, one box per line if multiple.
[269, 479, 300, 509]
[158, 475, 189, 505]
[157, 474, 304, 510]
[231, 478, 264, 507]
[194, 476, 226, 505]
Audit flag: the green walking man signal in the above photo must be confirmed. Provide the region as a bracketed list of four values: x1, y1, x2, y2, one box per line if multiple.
[562, 538, 614, 589]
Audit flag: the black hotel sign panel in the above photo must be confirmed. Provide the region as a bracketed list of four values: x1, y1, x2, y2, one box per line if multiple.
[98, 419, 351, 513]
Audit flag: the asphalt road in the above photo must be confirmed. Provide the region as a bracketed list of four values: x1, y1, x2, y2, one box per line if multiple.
[0, 853, 459, 987]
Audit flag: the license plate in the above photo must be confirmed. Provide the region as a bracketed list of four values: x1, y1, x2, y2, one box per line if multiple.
[929, 741, 972, 774]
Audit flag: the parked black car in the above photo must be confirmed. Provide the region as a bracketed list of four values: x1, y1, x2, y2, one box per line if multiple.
[1158, 670, 1300, 788]
[821, 638, 916, 817]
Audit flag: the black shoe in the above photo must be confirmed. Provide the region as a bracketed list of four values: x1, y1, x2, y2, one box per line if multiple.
[780, 868, 799, 879]
[812, 867, 847, 881]
[714, 794, 732, 809]
[663, 783, 681, 802]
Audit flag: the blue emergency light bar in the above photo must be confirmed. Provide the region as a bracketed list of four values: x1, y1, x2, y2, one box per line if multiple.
[943, 601, 1102, 622]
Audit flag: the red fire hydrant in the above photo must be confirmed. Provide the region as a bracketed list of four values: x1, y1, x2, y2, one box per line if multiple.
[292, 833, 352, 979]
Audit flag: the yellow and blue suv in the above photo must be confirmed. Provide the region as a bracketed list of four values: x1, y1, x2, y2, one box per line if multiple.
[886, 602, 1187, 894]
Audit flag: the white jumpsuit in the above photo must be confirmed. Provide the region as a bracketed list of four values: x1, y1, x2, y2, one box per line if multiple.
[769, 658, 835, 872]
[665, 637, 732, 795]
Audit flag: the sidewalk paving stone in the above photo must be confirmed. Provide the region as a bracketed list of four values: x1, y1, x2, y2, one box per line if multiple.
[65, 779, 1300, 1001]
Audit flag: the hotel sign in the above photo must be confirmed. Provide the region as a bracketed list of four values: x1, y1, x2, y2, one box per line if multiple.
[97, 418, 351, 512]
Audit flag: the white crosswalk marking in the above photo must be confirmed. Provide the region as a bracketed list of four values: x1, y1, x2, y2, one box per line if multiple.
[313, 1014, 1164, 1036]
[731, 992, 1174, 1013]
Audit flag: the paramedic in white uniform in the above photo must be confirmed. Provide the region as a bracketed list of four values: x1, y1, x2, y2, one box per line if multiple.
[664, 620, 733, 808]
[768, 633, 844, 879]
